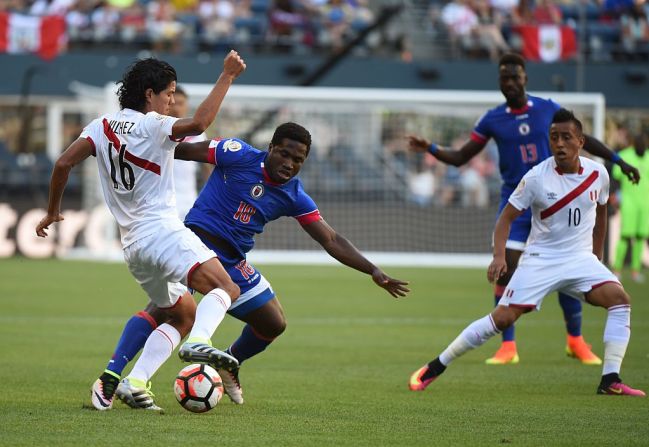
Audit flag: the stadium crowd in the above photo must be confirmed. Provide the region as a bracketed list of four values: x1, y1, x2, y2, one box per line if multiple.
[430, 0, 649, 61]
[0, 0, 647, 59]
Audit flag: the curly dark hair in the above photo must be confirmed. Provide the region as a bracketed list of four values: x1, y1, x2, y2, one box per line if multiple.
[499, 52, 526, 71]
[116, 58, 177, 111]
[271, 122, 312, 155]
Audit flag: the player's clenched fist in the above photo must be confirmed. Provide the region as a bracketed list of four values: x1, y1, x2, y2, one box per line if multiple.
[223, 50, 246, 79]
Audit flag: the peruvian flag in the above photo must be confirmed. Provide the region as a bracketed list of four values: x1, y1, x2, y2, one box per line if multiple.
[514, 25, 577, 63]
[0, 13, 66, 60]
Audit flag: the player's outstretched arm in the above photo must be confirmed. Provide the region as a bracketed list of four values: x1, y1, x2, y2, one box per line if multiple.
[488, 204, 524, 283]
[583, 134, 640, 184]
[302, 219, 410, 298]
[171, 50, 246, 139]
[36, 138, 94, 237]
[175, 141, 212, 163]
[592, 203, 608, 260]
[407, 135, 484, 167]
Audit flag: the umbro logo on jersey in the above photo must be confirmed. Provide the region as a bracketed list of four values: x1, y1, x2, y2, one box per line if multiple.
[250, 184, 265, 199]
[546, 192, 557, 200]
[518, 123, 530, 135]
[223, 139, 242, 152]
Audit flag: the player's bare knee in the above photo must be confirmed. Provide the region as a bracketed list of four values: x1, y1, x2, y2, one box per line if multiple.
[491, 307, 517, 331]
[223, 280, 240, 302]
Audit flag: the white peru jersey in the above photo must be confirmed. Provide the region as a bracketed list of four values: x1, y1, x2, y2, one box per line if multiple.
[508, 156, 609, 257]
[80, 108, 183, 248]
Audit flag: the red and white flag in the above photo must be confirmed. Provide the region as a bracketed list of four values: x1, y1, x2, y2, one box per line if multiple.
[515, 25, 577, 63]
[0, 13, 66, 60]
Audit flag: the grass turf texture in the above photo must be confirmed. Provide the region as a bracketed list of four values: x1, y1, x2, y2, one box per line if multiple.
[0, 258, 647, 446]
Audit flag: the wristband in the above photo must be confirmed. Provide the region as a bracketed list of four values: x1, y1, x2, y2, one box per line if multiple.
[428, 143, 439, 155]
[611, 152, 622, 163]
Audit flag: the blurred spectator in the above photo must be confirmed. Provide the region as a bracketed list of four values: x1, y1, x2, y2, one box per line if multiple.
[408, 156, 436, 207]
[91, 2, 121, 42]
[319, 0, 354, 51]
[440, 0, 479, 57]
[473, 0, 511, 60]
[147, 0, 186, 52]
[530, 0, 563, 25]
[620, 1, 649, 55]
[198, 0, 236, 44]
[268, 0, 313, 49]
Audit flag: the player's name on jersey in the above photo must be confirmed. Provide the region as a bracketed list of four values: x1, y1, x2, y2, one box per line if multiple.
[107, 120, 136, 135]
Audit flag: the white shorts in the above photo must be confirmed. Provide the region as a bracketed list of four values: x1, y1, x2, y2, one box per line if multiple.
[499, 252, 620, 311]
[123, 226, 216, 308]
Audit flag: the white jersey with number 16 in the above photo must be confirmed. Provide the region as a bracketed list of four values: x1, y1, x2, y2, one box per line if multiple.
[80, 108, 182, 248]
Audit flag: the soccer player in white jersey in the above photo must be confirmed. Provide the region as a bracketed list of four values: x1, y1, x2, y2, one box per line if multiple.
[35, 50, 247, 411]
[409, 109, 645, 397]
[171, 86, 208, 220]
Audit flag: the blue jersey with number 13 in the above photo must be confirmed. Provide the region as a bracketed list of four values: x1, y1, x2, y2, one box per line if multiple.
[472, 94, 561, 199]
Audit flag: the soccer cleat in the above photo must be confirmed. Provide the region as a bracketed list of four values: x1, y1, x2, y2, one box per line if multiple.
[218, 367, 244, 404]
[485, 341, 519, 365]
[631, 272, 645, 283]
[566, 335, 602, 365]
[178, 342, 240, 372]
[597, 382, 646, 397]
[90, 372, 119, 411]
[116, 378, 164, 411]
[409, 365, 438, 391]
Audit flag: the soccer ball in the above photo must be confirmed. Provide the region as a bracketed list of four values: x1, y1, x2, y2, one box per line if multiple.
[174, 364, 224, 413]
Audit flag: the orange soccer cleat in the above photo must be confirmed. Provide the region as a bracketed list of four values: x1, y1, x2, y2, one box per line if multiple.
[485, 341, 519, 365]
[566, 335, 602, 365]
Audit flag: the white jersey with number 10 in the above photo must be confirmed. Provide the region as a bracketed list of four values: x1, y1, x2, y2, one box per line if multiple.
[508, 156, 609, 258]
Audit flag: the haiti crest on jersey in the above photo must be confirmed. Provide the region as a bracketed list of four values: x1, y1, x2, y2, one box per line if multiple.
[250, 184, 265, 199]
[223, 139, 242, 152]
[518, 123, 530, 136]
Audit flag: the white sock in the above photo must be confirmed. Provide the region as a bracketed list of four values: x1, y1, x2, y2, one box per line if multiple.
[602, 304, 631, 376]
[439, 314, 500, 366]
[127, 323, 181, 383]
[186, 288, 232, 344]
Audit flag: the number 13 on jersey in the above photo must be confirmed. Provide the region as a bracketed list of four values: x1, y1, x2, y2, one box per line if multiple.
[519, 143, 538, 164]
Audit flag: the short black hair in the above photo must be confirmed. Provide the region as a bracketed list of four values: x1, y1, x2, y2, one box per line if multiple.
[117, 58, 177, 111]
[552, 108, 583, 134]
[175, 85, 187, 97]
[499, 52, 526, 70]
[271, 122, 312, 154]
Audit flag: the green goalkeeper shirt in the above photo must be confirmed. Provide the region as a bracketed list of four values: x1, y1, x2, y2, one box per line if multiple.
[612, 147, 649, 206]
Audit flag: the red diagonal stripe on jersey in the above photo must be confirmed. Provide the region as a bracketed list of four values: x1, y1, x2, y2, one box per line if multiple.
[102, 118, 161, 175]
[540, 170, 599, 220]
[102, 118, 121, 150]
[123, 151, 161, 175]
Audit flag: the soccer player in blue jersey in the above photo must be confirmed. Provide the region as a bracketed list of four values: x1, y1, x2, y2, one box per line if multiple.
[107, 122, 410, 406]
[408, 52, 640, 366]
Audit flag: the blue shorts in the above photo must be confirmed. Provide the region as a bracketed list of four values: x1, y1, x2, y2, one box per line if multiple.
[224, 258, 275, 320]
[498, 195, 531, 250]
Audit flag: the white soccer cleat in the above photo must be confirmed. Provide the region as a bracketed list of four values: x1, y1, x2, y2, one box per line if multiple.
[116, 378, 164, 412]
[218, 367, 244, 405]
[91, 376, 117, 411]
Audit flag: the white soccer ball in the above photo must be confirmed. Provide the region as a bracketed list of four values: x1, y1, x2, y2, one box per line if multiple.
[174, 364, 224, 413]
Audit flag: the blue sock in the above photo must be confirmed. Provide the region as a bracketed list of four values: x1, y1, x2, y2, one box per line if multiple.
[105, 312, 156, 377]
[558, 292, 582, 337]
[495, 285, 515, 342]
[228, 324, 275, 365]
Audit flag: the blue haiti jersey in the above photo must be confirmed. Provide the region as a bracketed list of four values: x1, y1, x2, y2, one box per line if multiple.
[184, 138, 321, 258]
[472, 95, 561, 198]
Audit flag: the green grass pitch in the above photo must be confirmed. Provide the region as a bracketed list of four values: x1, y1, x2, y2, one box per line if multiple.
[0, 258, 647, 446]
